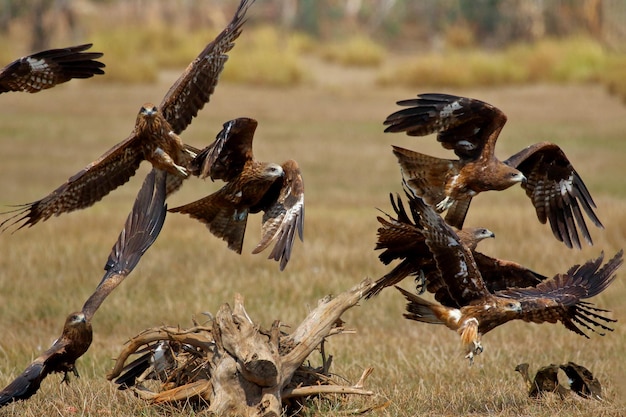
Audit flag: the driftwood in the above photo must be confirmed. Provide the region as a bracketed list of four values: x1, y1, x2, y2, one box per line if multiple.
[108, 278, 377, 416]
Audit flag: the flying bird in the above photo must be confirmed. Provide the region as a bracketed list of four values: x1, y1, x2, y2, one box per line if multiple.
[1, 0, 254, 232]
[169, 117, 304, 270]
[367, 188, 548, 300]
[367, 191, 497, 298]
[0, 170, 167, 407]
[394, 192, 622, 364]
[384, 93, 603, 249]
[0, 43, 104, 94]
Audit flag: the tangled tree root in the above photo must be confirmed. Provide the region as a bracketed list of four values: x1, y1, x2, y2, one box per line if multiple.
[107, 278, 378, 416]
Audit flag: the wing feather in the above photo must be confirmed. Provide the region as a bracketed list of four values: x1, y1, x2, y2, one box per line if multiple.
[497, 250, 622, 336]
[159, 0, 254, 134]
[251, 159, 304, 270]
[82, 169, 167, 321]
[384, 93, 506, 161]
[406, 187, 491, 307]
[0, 43, 104, 93]
[505, 142, 603, 249]
[191, 117, 257, 181]
[1, 135, 144, 231]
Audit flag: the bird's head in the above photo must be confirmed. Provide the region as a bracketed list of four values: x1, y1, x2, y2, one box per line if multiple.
[262, 163, 284, 180]
[139, 103, 158, 118]
[66, 312, 86, 326]
[472, 227, 495, 241]
[497, 298, 522, 314]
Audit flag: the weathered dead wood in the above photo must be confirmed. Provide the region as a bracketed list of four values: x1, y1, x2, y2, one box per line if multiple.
[108, 278, 377, 417]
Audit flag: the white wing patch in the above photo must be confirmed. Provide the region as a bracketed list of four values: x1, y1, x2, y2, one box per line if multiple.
[440, 101, 462, 118]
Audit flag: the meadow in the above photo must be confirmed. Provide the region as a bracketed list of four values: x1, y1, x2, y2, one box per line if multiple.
[0, 67, 625, 415]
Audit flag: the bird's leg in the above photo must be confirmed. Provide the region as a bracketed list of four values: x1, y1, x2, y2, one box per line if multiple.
[184, 148, 197, 158]
[436, 196, 454, 212]
[152, 148, 188, 177]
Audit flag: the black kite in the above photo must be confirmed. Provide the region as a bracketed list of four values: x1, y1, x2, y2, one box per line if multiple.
[0, 44, 104, 94]
[395, 191, 622, 364]
[384, 93, 603, 249]
[1, 0, 254, 232]
[170, 117, 304, 270]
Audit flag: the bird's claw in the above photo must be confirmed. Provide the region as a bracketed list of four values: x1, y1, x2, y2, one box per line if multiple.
[436, 197, 453, 212]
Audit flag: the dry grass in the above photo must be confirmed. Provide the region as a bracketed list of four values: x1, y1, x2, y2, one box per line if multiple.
[0, 78, 625, 416]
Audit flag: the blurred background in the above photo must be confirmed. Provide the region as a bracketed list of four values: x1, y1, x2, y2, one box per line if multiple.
[1, 0, 625, 100]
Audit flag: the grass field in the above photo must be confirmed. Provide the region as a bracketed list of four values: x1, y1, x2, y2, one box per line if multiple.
[0, 70, 625, 416]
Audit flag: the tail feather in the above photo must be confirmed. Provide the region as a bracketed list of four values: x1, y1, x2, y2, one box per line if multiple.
[395, 286, 444, 324]
[392, 146, 458, 209]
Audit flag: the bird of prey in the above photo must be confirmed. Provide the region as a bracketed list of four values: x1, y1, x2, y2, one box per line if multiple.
[0, 169, 167, 407]
[394, 191, 622, 364]
[560, 361, 602, 400]
[0, 43, 104, 94]
[384, 93, 603, 249]
[169, 117, 304, 270]
[367, 191, 498, 298]
[515, 363, 570, 399]
[1, 0, 254, 232]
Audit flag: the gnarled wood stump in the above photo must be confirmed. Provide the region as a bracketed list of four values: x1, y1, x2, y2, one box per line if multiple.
[108, 278, 376, 416]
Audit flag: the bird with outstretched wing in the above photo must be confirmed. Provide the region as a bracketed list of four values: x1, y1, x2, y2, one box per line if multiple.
[0, 43, 104, 94]
[0, 169, 167, 407]
[393, 189, 621, 364]
[170, 117, 304, 270]
[1, 0, 254, 233]
[384, 93, 603, 249]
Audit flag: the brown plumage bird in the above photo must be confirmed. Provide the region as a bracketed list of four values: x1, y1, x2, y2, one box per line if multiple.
[384, 93, 603, 249]
[367, 191, 497, 298]
[170, 117, 304, 270]
[515, 363, 570, 399]
[0, 43, 104, 94]
[0, 169, 167, 407]
[560, 361, 602, 400]
[1, 0, 254, 232]
[395, 191, 622, 364]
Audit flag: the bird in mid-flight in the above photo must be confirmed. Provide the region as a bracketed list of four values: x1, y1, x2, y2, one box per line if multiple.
[1, 0, 254, 233]
[367, 191, 497, 299]
[0, 43, 104, 94]
[0, 169, 167, 407]
[384, 93, 603, 249]
[394, 190, 622, 364]
[170, 117, 304, 270]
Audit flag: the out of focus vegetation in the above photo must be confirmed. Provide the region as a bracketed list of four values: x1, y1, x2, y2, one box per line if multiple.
[0, 0, 625, 99]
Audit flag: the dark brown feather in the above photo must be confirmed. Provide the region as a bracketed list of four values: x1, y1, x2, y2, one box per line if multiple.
[159, 0, 254, 135]
[504, 141, 603, 249]
[0, 43, 104, 93]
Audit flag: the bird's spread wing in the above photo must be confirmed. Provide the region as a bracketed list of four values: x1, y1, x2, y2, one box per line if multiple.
[1, 134, 145, 232]
[0, 43, 105, 94]
[81, 169, 167, 321]
[169, 188, 248, 254]
[497, 250, 623, 337]
[408, 188, 491, 307]
[473, 252, 546, 292]
[505, 142, 603, 249]
[191, 117, 257, 181]
[159, 0, 254, 134]
[0, 361, 45, 406]
[251, 159, 304, 270]
[368, 193, 438, 298]
[384, 93, 506, 161]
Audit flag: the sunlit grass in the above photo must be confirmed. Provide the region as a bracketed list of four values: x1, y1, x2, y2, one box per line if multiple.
[0, 81, 624, 416]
